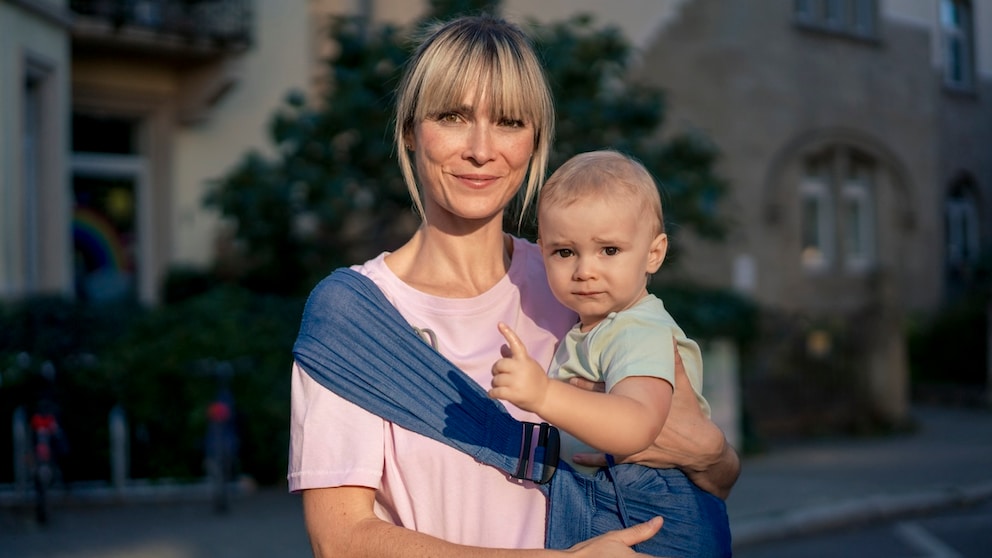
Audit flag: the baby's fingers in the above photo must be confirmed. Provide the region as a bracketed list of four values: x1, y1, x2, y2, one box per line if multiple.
[497, 322, 530, 360]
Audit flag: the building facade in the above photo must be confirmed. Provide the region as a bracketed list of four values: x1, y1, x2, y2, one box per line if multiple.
[636, 0, 991, 318]
[1, 0, 311, 304]
[628, 0, 992, 428]
[1, 0, 988, 428]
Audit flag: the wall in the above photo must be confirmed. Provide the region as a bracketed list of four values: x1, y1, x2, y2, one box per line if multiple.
[0, 0, 71, 298]
[170, 0, 311, 268]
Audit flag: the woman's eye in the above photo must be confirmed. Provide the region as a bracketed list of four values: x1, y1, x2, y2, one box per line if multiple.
[499, 117, 526, 128]
[437, 112, 462, 123]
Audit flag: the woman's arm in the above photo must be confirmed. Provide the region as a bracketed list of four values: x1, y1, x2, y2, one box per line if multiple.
[570, 339, 741, 499]
[301, 486, 663, 558]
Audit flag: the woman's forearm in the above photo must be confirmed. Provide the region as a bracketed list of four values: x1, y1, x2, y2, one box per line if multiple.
[303, 487, 559, 558]
[303, 486, 661, 557]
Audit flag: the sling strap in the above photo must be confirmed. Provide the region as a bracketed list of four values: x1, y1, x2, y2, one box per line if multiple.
[293, 267, 560, 486]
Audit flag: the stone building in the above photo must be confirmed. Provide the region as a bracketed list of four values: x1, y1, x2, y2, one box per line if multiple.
[2, 0, 989, 433]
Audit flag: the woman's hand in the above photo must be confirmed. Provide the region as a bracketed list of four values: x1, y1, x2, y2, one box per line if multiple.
[569, 339, 741, 499]
[566, 517, 664, 556]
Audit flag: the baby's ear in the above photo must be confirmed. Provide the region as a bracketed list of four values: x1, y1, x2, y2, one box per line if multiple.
[647, 233, 668, 273]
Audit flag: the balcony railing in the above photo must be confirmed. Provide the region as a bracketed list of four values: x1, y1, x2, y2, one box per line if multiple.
[70, 0, 252, 47]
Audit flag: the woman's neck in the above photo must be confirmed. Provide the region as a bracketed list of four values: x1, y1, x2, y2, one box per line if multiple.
[386, 223, 512, 298]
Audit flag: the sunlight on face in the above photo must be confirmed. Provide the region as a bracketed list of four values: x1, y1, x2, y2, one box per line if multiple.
[411, 89, 535, 227]
[539, 195, 666, 330]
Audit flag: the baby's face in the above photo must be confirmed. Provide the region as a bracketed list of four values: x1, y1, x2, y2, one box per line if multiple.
[538, 196, 666, 331]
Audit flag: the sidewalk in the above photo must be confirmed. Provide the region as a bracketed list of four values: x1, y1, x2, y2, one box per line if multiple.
[727, 404, 992, 548]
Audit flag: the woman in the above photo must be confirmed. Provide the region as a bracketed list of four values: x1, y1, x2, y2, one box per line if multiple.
[288, 15, 740, 557]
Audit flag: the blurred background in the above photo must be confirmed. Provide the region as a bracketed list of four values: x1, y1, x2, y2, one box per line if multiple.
[0, 0, 990, 554]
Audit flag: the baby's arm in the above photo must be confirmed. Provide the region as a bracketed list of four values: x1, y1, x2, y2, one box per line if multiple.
[489, 323, 674, 456]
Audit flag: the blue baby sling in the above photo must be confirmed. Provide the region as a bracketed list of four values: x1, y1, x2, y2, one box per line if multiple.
[293, 268, 732, 557]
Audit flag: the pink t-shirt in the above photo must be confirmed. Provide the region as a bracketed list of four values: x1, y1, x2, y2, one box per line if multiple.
[288, 237, 577, 548]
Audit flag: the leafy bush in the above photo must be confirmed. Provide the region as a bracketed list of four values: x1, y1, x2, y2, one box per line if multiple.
[100, 287, 303, 483]
[0, 289, 303, 486]
[908, 289, 989, 387]
[0, 296, 138, 483]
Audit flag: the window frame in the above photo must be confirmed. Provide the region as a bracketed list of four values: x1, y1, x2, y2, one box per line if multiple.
[800, 168, 834, 272]
[840, 164, 875, 272]
[945, 188, 980, 269]
[793, 0, 879, 40]
[798, 148, 878, 275]
[940, 0, 976, 91]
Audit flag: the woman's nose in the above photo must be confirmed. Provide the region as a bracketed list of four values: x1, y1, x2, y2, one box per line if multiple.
[464, 123, 495, 164]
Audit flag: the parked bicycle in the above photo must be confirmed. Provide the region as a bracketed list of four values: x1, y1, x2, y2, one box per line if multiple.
[194, 358, 242, 514]
[13, 356, 69, 525]
[205, 391, 237, 513]
[29, 404, 61, 524]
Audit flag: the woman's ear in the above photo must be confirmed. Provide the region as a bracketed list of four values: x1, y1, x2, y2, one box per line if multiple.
[646, 233, 668, 273]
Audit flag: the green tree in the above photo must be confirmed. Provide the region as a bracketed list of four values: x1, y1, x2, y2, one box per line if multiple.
[206, 2, 726, 295]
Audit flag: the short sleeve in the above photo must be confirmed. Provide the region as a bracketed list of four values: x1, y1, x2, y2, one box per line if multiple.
[288, 361, 385, 492]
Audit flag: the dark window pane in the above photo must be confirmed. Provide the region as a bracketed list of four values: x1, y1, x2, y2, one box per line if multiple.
[72, 113, 137, 154]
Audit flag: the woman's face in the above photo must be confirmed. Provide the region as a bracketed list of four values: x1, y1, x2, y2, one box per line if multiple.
[410, 90, 534, 227]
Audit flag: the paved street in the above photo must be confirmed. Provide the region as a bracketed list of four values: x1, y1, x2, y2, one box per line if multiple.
[1, 404, 990, 557]
[0, 488, 311, 558]
[736, 498, 992, 557]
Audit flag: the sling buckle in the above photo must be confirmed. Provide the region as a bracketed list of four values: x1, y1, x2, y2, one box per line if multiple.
[512, 421, 560, 484]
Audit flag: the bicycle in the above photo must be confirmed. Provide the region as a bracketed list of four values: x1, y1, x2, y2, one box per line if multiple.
[204, 394, 237, 514]
[29, 405, 61, 524]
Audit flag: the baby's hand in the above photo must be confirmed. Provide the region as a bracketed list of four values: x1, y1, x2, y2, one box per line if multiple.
[488, 322, 551, 414]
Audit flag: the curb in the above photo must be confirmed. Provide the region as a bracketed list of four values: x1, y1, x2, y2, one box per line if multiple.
[731, 480, 992, 548]
[0, 477, 256, 508]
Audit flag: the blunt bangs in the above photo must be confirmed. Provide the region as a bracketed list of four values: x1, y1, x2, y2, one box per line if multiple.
[412, 34, 547, 133]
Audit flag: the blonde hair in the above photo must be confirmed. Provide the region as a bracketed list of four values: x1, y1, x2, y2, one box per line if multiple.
[540, 150, 665, 235]
[394, 15, 555, 223]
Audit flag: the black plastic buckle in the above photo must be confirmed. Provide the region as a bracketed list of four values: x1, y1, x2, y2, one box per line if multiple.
[512, 421, 560, 484]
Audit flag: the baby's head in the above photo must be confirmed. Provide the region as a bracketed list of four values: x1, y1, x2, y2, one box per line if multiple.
[538, 151, 669, 328]
[538, 150, 664, 238]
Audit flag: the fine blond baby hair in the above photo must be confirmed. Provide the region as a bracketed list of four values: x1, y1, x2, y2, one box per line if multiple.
[539, 150, 665, 236]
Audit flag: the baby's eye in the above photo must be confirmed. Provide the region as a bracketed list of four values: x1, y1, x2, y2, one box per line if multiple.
[553, 249, 574, 258]
[603, 247, 620, 256]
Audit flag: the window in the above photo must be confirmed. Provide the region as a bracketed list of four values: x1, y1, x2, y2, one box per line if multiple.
[945, 178, 981, 299]
[798, 148, 877, 273]
[794, 0, 878, 39]
[850, 0, 877, 36]
[946, 182, 980, 269]
[840, 159, 874, 270]
[71, 113, 145, 302]
[941, 0, 975, 90]
[800, 162, 833, 270]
